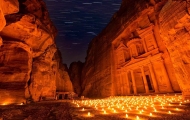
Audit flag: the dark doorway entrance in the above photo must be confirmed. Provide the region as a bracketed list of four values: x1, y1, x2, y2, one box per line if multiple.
[64, 94, 68, 99]
[59, 94, 63, 99]
[146, 75, 153, 90]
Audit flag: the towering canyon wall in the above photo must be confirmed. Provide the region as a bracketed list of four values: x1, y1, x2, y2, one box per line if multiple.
[159, 0, 190, 99]
[82, 0, 190, 99]
[0, 0, 73, 104]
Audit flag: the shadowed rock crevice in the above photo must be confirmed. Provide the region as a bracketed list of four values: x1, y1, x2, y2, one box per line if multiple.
[69, 61, 84, 96]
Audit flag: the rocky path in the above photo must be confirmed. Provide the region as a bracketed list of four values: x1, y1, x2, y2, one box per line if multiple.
[0, 101, 72, 120]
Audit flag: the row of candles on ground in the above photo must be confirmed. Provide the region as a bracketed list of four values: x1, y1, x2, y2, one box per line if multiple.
[72, 94, 188, 119]
[1, 102, 24, 105]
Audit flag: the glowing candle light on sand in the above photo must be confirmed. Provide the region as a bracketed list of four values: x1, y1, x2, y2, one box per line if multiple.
[168, 111, 171, 114]
[72, 95, 185, 119]
[136, 116, 140, 120]
[88, 112, 91, 116]
[104, 111, 106, 114]
[2, 103, 6, 105]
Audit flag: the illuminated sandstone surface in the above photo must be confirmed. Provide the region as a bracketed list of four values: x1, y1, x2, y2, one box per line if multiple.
[80, 0, 190, 99]
[0, 0, 73, 104]
[159, 0, 190, 100]
[0, 1, 6, 31]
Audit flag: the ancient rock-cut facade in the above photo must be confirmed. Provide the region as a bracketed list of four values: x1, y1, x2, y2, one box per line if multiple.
[113, 25, 180, 95]
[81, 0, 190, 99]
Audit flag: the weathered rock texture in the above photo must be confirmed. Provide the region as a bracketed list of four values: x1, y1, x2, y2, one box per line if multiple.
[81, 0, 190, 99]
[0, 1, 6, 31]
[159, 0, 190, 99]
[69, 61, 84, 95]
[0, 0, 19, 15]
[0, 0, 73, 104]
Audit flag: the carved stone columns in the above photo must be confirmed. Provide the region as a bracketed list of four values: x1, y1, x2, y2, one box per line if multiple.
[130, 70, 137, 94]
[148, 63, 159, 93]
[125, 71, 131, 94]
[141, 66, 149, 93]
[142, 39, 148, 52]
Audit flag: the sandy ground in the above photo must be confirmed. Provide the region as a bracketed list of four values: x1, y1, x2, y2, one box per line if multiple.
[0, 99, 190, 120]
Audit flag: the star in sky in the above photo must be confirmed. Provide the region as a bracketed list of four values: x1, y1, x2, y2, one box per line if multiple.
[44, 0, 122, 66]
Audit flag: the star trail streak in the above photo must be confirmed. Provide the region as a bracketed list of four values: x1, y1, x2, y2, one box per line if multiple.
[44, 0, 122, 66]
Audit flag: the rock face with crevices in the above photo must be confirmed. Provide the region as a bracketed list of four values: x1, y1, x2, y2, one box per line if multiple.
[0, 0, 73, 104]
[159, 0, 190, 99]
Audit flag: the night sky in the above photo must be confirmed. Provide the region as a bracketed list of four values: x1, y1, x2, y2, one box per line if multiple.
[44, 0, 122, 66]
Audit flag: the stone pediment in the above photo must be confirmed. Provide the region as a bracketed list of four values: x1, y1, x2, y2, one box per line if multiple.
[116, 41, 127, 50]
[124, 57, 147, 67]
[126, 38, 141, 47]
[136, 24, 154, 37]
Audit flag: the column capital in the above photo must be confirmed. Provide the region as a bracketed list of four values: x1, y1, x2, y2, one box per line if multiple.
[140, 66, 144, 69]
[148, 62, 153, 67]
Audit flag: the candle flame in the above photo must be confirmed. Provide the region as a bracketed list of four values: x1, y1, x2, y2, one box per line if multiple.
[88, 112, 91, 116]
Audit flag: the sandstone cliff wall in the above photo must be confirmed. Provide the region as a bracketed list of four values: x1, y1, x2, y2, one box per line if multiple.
[82, 0, 189, 98]
[159, 0, 190, 99]
[0, 0, 73, 104]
